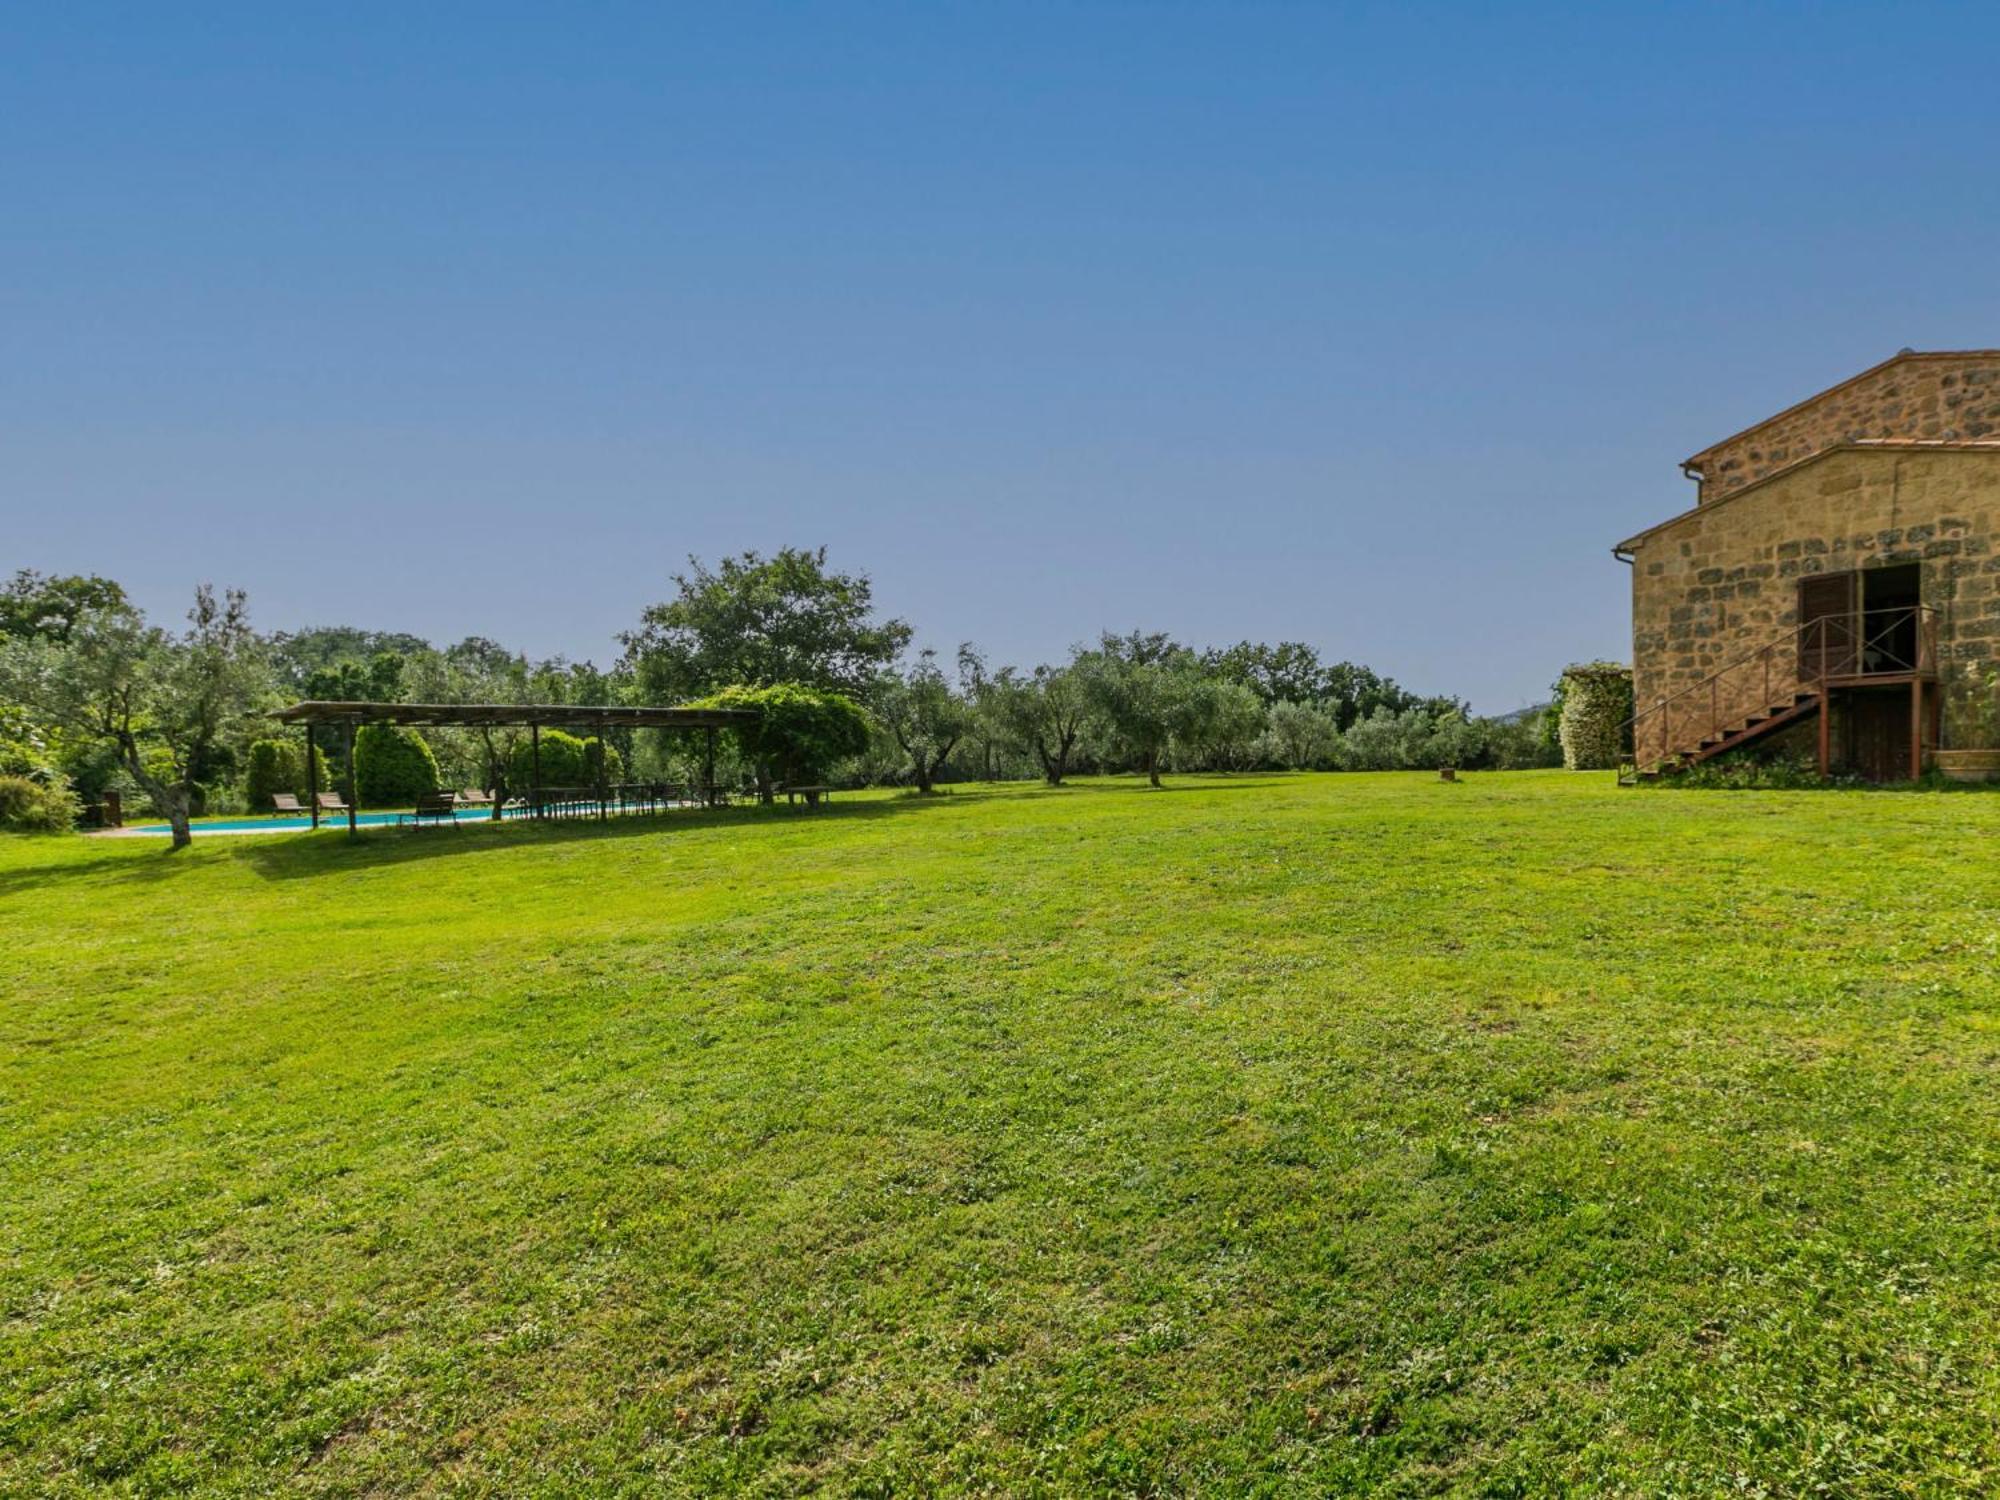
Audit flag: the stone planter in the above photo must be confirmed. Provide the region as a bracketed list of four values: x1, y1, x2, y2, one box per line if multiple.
[1932, 749, 2000, 783]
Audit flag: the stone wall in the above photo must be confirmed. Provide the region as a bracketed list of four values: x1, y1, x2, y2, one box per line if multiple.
[1688, 353, 2000, 504]
[1624, 447, 2000, 763]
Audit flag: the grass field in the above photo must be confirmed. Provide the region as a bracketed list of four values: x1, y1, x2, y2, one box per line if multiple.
[5, 771, 2000, 1495]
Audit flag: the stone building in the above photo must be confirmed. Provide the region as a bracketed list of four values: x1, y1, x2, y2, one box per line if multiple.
[1614, 350, 2000, 781]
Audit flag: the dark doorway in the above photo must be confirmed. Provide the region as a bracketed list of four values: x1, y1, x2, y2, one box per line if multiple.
[1859, 563, 1922, 673]
[1839, 687, 1915, 781]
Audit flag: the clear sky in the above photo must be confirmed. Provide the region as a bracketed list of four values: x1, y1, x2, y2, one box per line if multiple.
[6, 3, 1995, 712]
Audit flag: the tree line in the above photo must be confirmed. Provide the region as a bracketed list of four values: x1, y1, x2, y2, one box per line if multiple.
[0, 551, 1560, 846]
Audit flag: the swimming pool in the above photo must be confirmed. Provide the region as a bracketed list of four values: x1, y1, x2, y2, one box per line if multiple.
[128, 804, 611, 836]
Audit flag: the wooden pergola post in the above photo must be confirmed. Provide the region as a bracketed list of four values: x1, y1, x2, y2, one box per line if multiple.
[596, 716, 609, 822]
[343, 720, 358, 834]
[306, 722, 320, 830]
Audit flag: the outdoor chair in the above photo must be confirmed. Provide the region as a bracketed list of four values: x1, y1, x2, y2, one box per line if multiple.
[455, 787, 495, 806]
[270, 792, 306, 815]
[315, 791, 351, 814]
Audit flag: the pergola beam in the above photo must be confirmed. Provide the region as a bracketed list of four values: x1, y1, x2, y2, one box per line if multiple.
[274, 700, 754, 731]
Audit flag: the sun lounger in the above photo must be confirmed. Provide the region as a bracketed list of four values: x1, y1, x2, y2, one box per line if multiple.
[315, 791, 351, 814]
[271, 792, 306, 815]
[455, 788, 494, 806]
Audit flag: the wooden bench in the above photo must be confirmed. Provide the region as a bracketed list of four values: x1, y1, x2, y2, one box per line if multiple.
[780, 783, 832, 809]
[404, 791, 461, 827]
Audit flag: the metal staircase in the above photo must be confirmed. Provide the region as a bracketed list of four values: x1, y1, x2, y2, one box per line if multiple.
[1619, 605, 1934, 784]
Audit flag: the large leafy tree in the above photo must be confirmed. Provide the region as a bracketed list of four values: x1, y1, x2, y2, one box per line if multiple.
[872, 650, 969, 795]
[0, 587, 270, 848]
[620, 548, 911, 703]
[268, 626, 432, 695]
[1201, 640, 1324, 707]
[0, 570, 129, 644]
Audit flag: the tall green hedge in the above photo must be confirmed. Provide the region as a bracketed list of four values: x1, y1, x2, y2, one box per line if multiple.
[243, 739, 303, 808]
[354, 724, 441, 805]
[1556, 663, 1633, 771]
[505, 731, 623, 790]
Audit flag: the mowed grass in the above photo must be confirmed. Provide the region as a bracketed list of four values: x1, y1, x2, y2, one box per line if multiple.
[4, 773, 2000, 1496]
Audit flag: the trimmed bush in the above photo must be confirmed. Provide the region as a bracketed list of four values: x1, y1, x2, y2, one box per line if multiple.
[1556, 663, 1633, 771]
[243, 739, 303, 809]
[0, 774, 80, 833]
[505, 731, 622, 790]
[353, 724, 441, 806]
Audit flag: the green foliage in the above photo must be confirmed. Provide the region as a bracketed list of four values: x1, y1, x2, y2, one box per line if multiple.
[987, 662, 1090, 785]
[1201, 639, 1448, 730]
[1174, 676, 1266, 770]
[621, 547, 912, 701]
[1663, 747, 1845, 790]
[0, 773, 79, 832]
[692, 682, 871, 793]
[505, 730, 623, 790]
[1073, 631, 1211, 786]
[1481, 710, 1565, 770]
[0, 585, 270, 847]
[269, 627, 431, 696]
[302, 650, 407, 704]
[871, 651, 970, 792]
[1555, 663, 1633, 771]
[0, 570, 128, 643]
[1262, 699, 1342, 769]
[242, 739, 308, 807]
[353, 723, 441, 805]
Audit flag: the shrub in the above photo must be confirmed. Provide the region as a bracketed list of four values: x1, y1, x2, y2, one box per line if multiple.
[243, 739, 303, 809]
[505, 730, 622, 790]
[1555, 663, 1633, 771]
[354, 723, 441, 805]
[0, 774, 80, 833]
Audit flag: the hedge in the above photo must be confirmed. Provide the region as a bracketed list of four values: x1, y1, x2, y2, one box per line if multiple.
[354, 724, 441, 805]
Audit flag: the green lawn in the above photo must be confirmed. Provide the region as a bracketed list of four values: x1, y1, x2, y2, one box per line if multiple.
[5, 772, 1999, 1495]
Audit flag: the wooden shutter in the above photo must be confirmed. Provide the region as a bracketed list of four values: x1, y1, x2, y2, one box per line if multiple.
[1798, 572, 1857, 678]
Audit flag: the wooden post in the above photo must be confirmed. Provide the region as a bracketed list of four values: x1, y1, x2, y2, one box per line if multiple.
[306, 723, 319, 829]
[597, 717, 608, 822]
[1911, 678, 1924, 782]
[704, 726, 716, 806]
[1816, 677, 1831, 780]
[343, 720, 358, 834]
[531, 724, 542, 820]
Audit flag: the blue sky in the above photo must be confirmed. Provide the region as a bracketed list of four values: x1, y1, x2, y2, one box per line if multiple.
[6, 3, 1995, 711]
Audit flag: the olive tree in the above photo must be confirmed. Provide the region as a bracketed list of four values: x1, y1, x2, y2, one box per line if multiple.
[1264, 699, 1340, 770]
[0, 587, 268, 849]
[1073, 631, 1208, 788]
[992, 662, 1090, 786]
[872, 650, 969, 794]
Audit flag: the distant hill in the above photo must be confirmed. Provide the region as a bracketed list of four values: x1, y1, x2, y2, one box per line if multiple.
[1487, 702, 1552, 725]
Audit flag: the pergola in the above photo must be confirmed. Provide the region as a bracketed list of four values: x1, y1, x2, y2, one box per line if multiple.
[273, 700, 755, 832]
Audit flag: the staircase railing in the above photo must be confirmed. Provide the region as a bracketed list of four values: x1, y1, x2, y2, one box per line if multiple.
[1620, 604, 1934, 780]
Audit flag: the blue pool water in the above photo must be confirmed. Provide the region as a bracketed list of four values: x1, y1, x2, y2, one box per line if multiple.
[130, 805, 596, 835]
